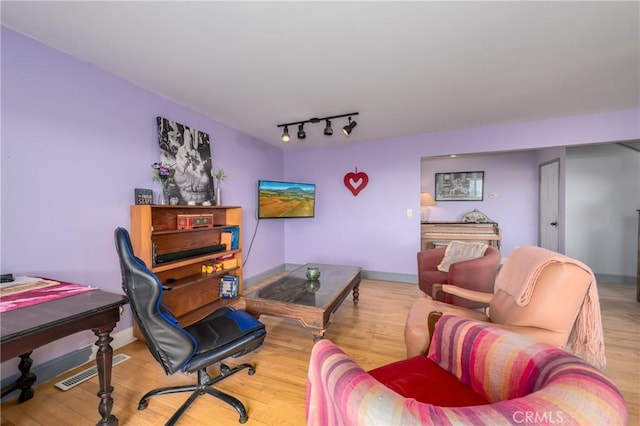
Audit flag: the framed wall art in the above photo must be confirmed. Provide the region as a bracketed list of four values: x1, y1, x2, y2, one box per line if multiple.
[435, 171, 484, 201]
[156, 117, 214, 205]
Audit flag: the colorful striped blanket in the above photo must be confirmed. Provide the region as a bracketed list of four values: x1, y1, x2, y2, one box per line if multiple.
[0, 281, 95, 313]
[307, 315, 626, 425]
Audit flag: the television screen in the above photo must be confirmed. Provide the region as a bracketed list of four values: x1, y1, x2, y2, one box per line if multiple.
[258, 180, 316, 219]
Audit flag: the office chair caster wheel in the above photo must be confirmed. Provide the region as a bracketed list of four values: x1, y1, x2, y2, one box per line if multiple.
[138, 399, 149, 410]
[248, 367, 255, 375]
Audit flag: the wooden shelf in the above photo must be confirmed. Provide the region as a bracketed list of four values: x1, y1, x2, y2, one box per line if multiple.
[152, 225, 227, 236]
[151, 249, 241, 273]
[164, 267, 241, 290]
[130, 205, 243, 336]
[176, 299, 237, 327]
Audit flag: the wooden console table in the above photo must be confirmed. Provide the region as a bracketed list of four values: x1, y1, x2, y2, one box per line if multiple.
[421, 222, 501, 250]
[1, 289, 128, 425]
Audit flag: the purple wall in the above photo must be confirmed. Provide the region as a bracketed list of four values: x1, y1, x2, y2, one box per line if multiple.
[2, 25, 639, 374]
[283, 111, 639, 274]
[421, 151, 540, 256]
[1, 27, 283, 372]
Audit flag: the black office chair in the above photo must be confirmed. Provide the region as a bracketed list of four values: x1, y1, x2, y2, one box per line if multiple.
[114, 227, 266, 425]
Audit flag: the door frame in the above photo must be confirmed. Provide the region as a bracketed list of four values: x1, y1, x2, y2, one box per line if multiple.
[539, 159, 560, 252]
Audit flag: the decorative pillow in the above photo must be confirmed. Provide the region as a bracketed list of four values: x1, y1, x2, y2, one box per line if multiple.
[437, 241, 489, 272]
[368, 355, 489, 407]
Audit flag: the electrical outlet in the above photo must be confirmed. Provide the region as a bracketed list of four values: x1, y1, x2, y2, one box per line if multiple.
[489, 193, 498, 198]
[406, 208, 413, 217]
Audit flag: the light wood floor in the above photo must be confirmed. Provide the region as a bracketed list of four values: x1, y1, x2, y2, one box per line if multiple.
[1, 279, 638, 425]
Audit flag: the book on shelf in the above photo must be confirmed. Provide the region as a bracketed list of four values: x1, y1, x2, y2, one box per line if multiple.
[222, 226, 240, 250]
[220, 232, 232, 250]
[219, 275, 239, 299]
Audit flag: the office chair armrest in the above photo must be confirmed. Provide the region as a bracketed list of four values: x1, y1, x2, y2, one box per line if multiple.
[432, 283, 493, 305]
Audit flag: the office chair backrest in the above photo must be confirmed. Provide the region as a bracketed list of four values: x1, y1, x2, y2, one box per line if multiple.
[114, 227, 196, 375]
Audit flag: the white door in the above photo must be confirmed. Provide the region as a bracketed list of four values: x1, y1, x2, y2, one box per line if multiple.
[539, 160, 560, 251]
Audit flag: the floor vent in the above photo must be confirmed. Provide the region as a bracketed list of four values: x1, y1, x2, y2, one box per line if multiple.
[55, 353, 131, 391]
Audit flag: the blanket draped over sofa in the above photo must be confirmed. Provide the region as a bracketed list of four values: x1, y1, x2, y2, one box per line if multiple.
[306, 315, 626, 426]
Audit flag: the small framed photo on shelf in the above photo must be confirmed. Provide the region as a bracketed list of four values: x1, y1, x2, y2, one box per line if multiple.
[135, 188, 153, 205]
[435, 171, 484, 201]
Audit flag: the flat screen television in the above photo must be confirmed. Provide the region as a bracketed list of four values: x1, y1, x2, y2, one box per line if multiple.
[258, 180, 316, 219]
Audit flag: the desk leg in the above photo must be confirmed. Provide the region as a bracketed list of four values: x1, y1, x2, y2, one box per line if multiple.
[0, 351, 36, 402]
[92, 324, 118, 426]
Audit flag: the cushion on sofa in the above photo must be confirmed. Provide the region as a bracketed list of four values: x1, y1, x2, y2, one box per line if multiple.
[437, 241, 489, 272]
[368, 355, 489, 407]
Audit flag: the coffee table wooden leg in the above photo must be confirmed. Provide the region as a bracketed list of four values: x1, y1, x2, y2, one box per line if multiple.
[352, 281, 360, 305]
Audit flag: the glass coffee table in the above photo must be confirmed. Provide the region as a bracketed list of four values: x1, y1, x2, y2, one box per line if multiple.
[243, 263, 361, 340]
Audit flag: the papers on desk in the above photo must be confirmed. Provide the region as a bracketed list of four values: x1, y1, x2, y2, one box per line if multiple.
[0, 276, 60, 296]
[1, 276, 40, 288]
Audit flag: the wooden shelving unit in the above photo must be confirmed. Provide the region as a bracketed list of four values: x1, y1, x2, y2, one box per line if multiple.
[130, 205, 243, 335]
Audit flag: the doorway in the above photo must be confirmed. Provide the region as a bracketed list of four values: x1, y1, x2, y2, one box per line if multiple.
[539, 159, 560, 252]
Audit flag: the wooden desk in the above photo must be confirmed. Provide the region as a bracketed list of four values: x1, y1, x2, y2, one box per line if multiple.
[421, 222, 501, 250]
[1, 289, 128, 425]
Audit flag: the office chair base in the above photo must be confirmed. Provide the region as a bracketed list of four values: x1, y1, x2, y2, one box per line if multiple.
[137, 362, 255, 425]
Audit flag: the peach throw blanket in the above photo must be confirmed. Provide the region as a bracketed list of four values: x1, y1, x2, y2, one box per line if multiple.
[496, 246, 606, 369]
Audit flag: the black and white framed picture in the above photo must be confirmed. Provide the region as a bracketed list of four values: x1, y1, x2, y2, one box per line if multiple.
[435, 171, 484, 201]
[156, 117, 214, 205]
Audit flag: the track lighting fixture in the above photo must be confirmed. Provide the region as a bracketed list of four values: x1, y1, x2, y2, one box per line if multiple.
[276, 112, 359, 142]
[342, 116, 357, 136]
[281, 126, 290, 142]
[324, 120, 333, 136]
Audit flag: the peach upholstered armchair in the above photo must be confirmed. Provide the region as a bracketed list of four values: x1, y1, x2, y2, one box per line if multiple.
[406, 246, 607, 370]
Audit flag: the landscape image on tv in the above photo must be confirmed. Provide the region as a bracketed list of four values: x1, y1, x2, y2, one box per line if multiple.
[258, 180, 315, 218]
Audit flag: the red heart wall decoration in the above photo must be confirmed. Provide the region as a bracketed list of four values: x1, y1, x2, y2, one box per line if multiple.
[344, 168, 369, 196]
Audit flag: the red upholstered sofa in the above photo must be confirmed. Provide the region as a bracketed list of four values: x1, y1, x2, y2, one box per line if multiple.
[417, 244, 500, 308]
[306, 315, 627, 426]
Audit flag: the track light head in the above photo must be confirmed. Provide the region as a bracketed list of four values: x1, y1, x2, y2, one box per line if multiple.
[324, 120, 333, 136]
[281, 126, 290, 142]
[342, 116, 357, 136]
[297, 123, 306, 139]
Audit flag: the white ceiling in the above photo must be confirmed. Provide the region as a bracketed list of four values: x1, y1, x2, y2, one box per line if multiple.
[2, 1, 639, 150]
